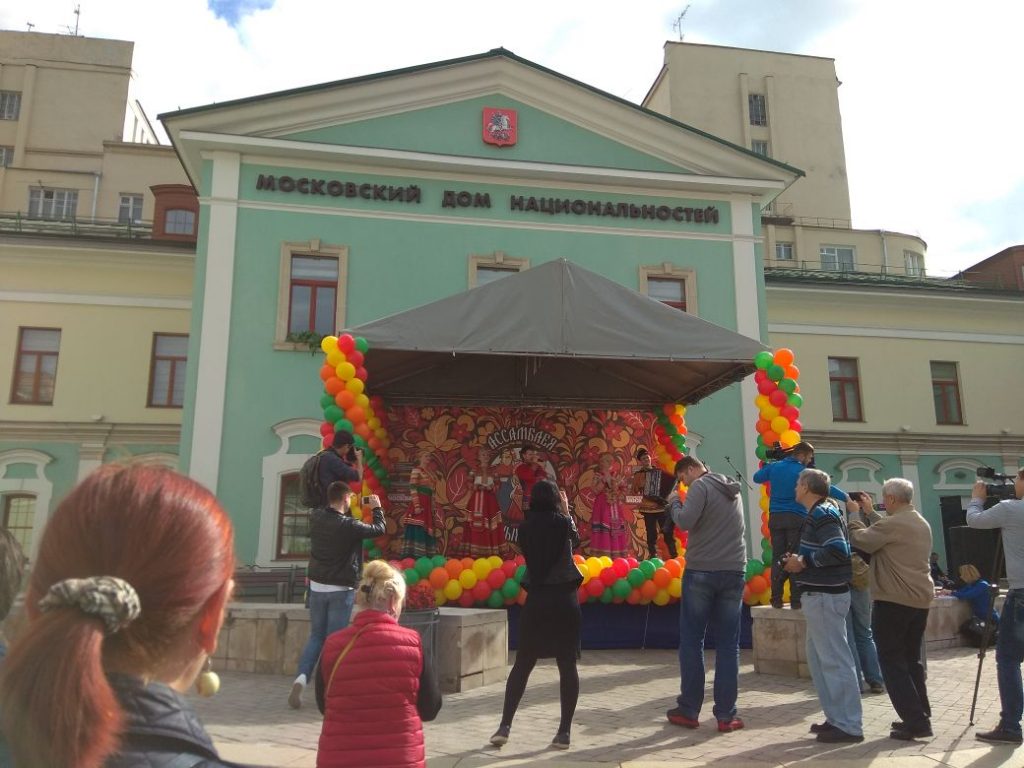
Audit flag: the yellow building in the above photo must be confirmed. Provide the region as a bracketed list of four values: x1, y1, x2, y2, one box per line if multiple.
[646, 40, 1024, 567]
[0, 31, 194, 557]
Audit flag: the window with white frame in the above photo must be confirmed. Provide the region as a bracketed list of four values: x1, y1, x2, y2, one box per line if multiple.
[119, 194, 144, 224]
[2, 494, 36, 552]
[639, 264, 697, 314]
[904, 250, 924, 277]
[276, 472, 310, 559]
[751, 140, 770, 157]
[775, 242, 794, 261]
[165, 209, 195, 235]
[28, 187, 78, 220]
[0, 146, 12, 167]
[0, 91, 20, 120]
[469, 251, 528, 288]
[748, 93, 767, 126]
[820, 245, 855, 272]
[275, 241, 348, 347]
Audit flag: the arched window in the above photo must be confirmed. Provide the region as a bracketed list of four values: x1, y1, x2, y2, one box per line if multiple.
[2, 493, 36, 552]
[276, 472, 309, 559]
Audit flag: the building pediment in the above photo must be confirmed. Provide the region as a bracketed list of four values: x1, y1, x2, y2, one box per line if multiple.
[161, 49, 800, 202]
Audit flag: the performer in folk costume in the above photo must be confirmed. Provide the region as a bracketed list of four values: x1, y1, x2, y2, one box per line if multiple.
[507, 444, 551, 545]
[457, 446, 507, 558]
[403, 453, 440, 558]
[631, 447, 678, 560]
[590, 453, 630, 558]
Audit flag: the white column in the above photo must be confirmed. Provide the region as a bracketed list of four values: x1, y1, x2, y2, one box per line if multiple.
[76, 442, 106, 481]
[188, 151, 240, 494]
[731, 196, 764, 553]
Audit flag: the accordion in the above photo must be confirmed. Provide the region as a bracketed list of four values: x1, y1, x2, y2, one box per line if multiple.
[633, 468, 674, 505]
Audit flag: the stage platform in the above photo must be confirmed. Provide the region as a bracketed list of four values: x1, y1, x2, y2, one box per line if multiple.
[507, 602, 754, 650]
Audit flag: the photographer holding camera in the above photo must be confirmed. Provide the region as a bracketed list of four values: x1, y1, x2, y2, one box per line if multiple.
[753, 442, 855, 609]
[966, 467, 1024, 745]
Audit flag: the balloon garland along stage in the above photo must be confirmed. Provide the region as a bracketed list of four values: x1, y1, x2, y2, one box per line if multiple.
[746, 347, 805, 607]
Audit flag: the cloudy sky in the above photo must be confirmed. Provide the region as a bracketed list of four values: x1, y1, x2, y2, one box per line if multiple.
[2, 0, 1020, 276]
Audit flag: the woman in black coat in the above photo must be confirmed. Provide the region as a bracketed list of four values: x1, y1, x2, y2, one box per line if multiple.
[490, 479, 582, 750]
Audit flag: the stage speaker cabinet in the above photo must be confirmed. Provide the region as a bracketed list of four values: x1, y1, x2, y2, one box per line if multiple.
[947, 525, 1003, 583]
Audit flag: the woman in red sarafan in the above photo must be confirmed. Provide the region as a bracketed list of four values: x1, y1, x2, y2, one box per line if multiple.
[402, 454, 438, 558]
[589, 453, 630, 558]
[459, 446, 507, 558]
[507, 444, 550, 545]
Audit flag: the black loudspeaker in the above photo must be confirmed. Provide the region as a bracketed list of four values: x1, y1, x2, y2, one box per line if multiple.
[947, 525, 1002, 583]
[939, 495, 967, 571]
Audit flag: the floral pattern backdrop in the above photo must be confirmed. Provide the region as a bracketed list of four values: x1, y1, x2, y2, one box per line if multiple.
[382, 406, 666, 558]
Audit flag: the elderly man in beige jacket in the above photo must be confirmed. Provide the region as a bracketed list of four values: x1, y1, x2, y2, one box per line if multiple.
[849, 478, 935, 742]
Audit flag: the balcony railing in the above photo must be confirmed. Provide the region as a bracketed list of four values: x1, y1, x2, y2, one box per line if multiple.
[0, 210, 154, 239]
[764, 263, 1011, 292]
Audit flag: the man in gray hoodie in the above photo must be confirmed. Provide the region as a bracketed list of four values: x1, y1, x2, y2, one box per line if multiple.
[664, 456, 747, 732]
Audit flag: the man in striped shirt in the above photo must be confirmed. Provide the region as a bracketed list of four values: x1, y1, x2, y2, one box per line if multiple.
[782, 467, 863, 743]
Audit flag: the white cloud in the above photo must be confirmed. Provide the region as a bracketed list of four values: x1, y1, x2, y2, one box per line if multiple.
[1, 0, 1019, 274]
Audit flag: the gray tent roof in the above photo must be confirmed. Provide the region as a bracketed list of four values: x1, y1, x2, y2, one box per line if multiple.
[346, 259, 766, 408]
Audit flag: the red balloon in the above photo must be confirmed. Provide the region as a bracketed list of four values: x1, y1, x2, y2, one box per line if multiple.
[790, 419, 803, 433]
[612, 558, 630, 577]
[757, 379, 777, 395]
[471, 582, 491, 602]
[586, 578, 604, 597]
[356, 366, 368, 382]
[768, 389, 788, 406]
[600, 567, 618, 586]
[780, 405, 800, 421]
[319, 422, 334, 437]
[338, 334, 356, 354]
[347, 350, 364, 367]
[578, 586, 589, 604]
[502, 560, 518, 578]
[486, 569, 506, 589]
[458, 591, 476, 608]
[322, 435, 333, 449]
[754, 369, 768, 383]
[626, 557, 639, 569]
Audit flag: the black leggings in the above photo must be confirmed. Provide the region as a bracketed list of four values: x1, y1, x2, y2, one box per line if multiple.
[499, 650, 579, 735]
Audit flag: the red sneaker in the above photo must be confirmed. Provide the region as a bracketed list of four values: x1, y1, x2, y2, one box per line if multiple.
[666, 708, 699, 728]
[718, 717, 745, 733]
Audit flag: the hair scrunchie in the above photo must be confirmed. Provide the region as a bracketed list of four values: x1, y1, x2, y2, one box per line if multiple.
[38, 576, 141, 635]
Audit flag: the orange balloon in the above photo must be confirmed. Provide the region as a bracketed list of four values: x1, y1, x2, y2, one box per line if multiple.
[652, 567, 672, 589]
[444, 559, 463, 578]
[773, 348, 795, 367]
[460, 557, 475, 573]
[346, 405, 366, 424]
[748, 575, 768, 594]
[640, 580, 658, 599]
[320, 364, 335, 382]
[355, 423, 372, 440]
[784, 364, 800, 380]
[762, 430, 780, 446]
[664, 559, 683, 578]
[335, 389, 356, 409]
[429, 567, 449, 590]
[324, 377, 344, 395]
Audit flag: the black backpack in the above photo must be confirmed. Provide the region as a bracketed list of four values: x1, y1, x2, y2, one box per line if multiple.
[299, 450, 327, 508]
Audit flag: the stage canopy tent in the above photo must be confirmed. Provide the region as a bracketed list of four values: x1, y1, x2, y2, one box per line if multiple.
[345, 259, 767, 408]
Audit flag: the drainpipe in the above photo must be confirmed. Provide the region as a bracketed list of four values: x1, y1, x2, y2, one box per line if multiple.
[90, 172, 100, 222]
[880, 230, 888, 275]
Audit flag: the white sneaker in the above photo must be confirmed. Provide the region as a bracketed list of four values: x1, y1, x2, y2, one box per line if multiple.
[288, 674, 306, 709]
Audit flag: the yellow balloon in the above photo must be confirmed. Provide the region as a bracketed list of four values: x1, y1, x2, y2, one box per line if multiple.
[586, 557, 603, 578]
[320, 335, 338, 354]
[599, 556, 613, 569]
[355, 393, 370, 409]
[345, 378, 365, 395]
[759, 495, 769, 512]
[770, 416, 790, 434]
[761, 405, 780, 421]
[336, 361, 356, 381]
[375, 428, 387, 439]
[487, 555, 503, 571]
[434, 589, 447, 606]
[754, 394, 770, 410]
[326, 350, 344, 367]
[458, 569, 478, 589]
[653, 589, 670, 606]
[578, 563, 590, 583]
[443, 579, 463, 600]
[780, 430, 801, 448]
[758, 589, 772, 605]
[668, 577, 682, 598]
[368, 417, 381, 430]
[472, 558, 491, 580]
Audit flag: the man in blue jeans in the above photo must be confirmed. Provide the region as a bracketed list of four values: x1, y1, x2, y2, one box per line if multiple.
[665, 456, 747, 732]
[967, 468, 1024, 745]
[288, 481, 386, 709]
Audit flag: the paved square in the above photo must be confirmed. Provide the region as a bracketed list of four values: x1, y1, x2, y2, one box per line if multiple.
[196, 646, 1018, 767]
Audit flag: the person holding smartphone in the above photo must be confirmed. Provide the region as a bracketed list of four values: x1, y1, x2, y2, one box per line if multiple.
[319, 430, 364, 499]
[289, 481, 385, 710]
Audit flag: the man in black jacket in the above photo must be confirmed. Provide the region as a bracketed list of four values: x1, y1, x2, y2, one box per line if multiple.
[289, 481, 386, 709]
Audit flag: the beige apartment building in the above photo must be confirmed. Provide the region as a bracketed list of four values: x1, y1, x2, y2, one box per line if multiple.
[0, 31, 195, 557]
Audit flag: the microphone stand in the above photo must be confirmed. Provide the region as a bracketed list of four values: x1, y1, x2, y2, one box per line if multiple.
[723, 455, 754, 490]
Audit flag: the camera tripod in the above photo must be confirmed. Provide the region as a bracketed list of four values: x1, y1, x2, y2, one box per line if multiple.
[968, 527, 1005, 726]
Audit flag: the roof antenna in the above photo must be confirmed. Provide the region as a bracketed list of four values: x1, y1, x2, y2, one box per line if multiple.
[26, 22, 35, 31]
[65, 4, 81, 36]
[672, 4, 691, 41]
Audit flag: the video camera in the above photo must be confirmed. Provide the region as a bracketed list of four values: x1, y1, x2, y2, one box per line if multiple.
[977, 466, 1016, 500]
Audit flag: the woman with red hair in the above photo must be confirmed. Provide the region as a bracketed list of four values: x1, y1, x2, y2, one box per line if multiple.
[0, 463, 244, 768]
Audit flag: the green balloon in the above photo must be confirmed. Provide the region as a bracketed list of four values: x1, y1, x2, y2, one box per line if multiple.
[612, 578, 631, 598]
[501, 579, 520, 599]
[324, 405, 343, 423]
[649, 557, 665, 570]
[353, 435, 368, 449]
[755, 445, 768, 461]
[779, 378, 797, 394]
[627, 568, 646, 587]
[334, 418, 354, 433]
[355, 336, 369, 353]
[748, 559, 764, 577]
[515, 565, 527, 582]
[600, 587, 614, 604]
[374, 467, 386, 480]
[754, 350, 774, 370]
[403, 568, 420, 585]
[638, 561, 656, 578]
[767, 364, 785, 382]
[672, 435, 685, 449]
[760, 537, 771, 551]
[320, 393, 335, 409]
[787, 393, 804, 408]
[762, 546, 773, 565]
[415, 557, 433, 577]
[368, 547, 382, 560]
[431, 554, 446, 568]
[487, 591, 505, 608]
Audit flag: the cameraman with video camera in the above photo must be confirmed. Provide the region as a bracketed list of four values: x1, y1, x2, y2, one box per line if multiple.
[967, 466, 1024, 745]
[753, 441, 855, 609]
